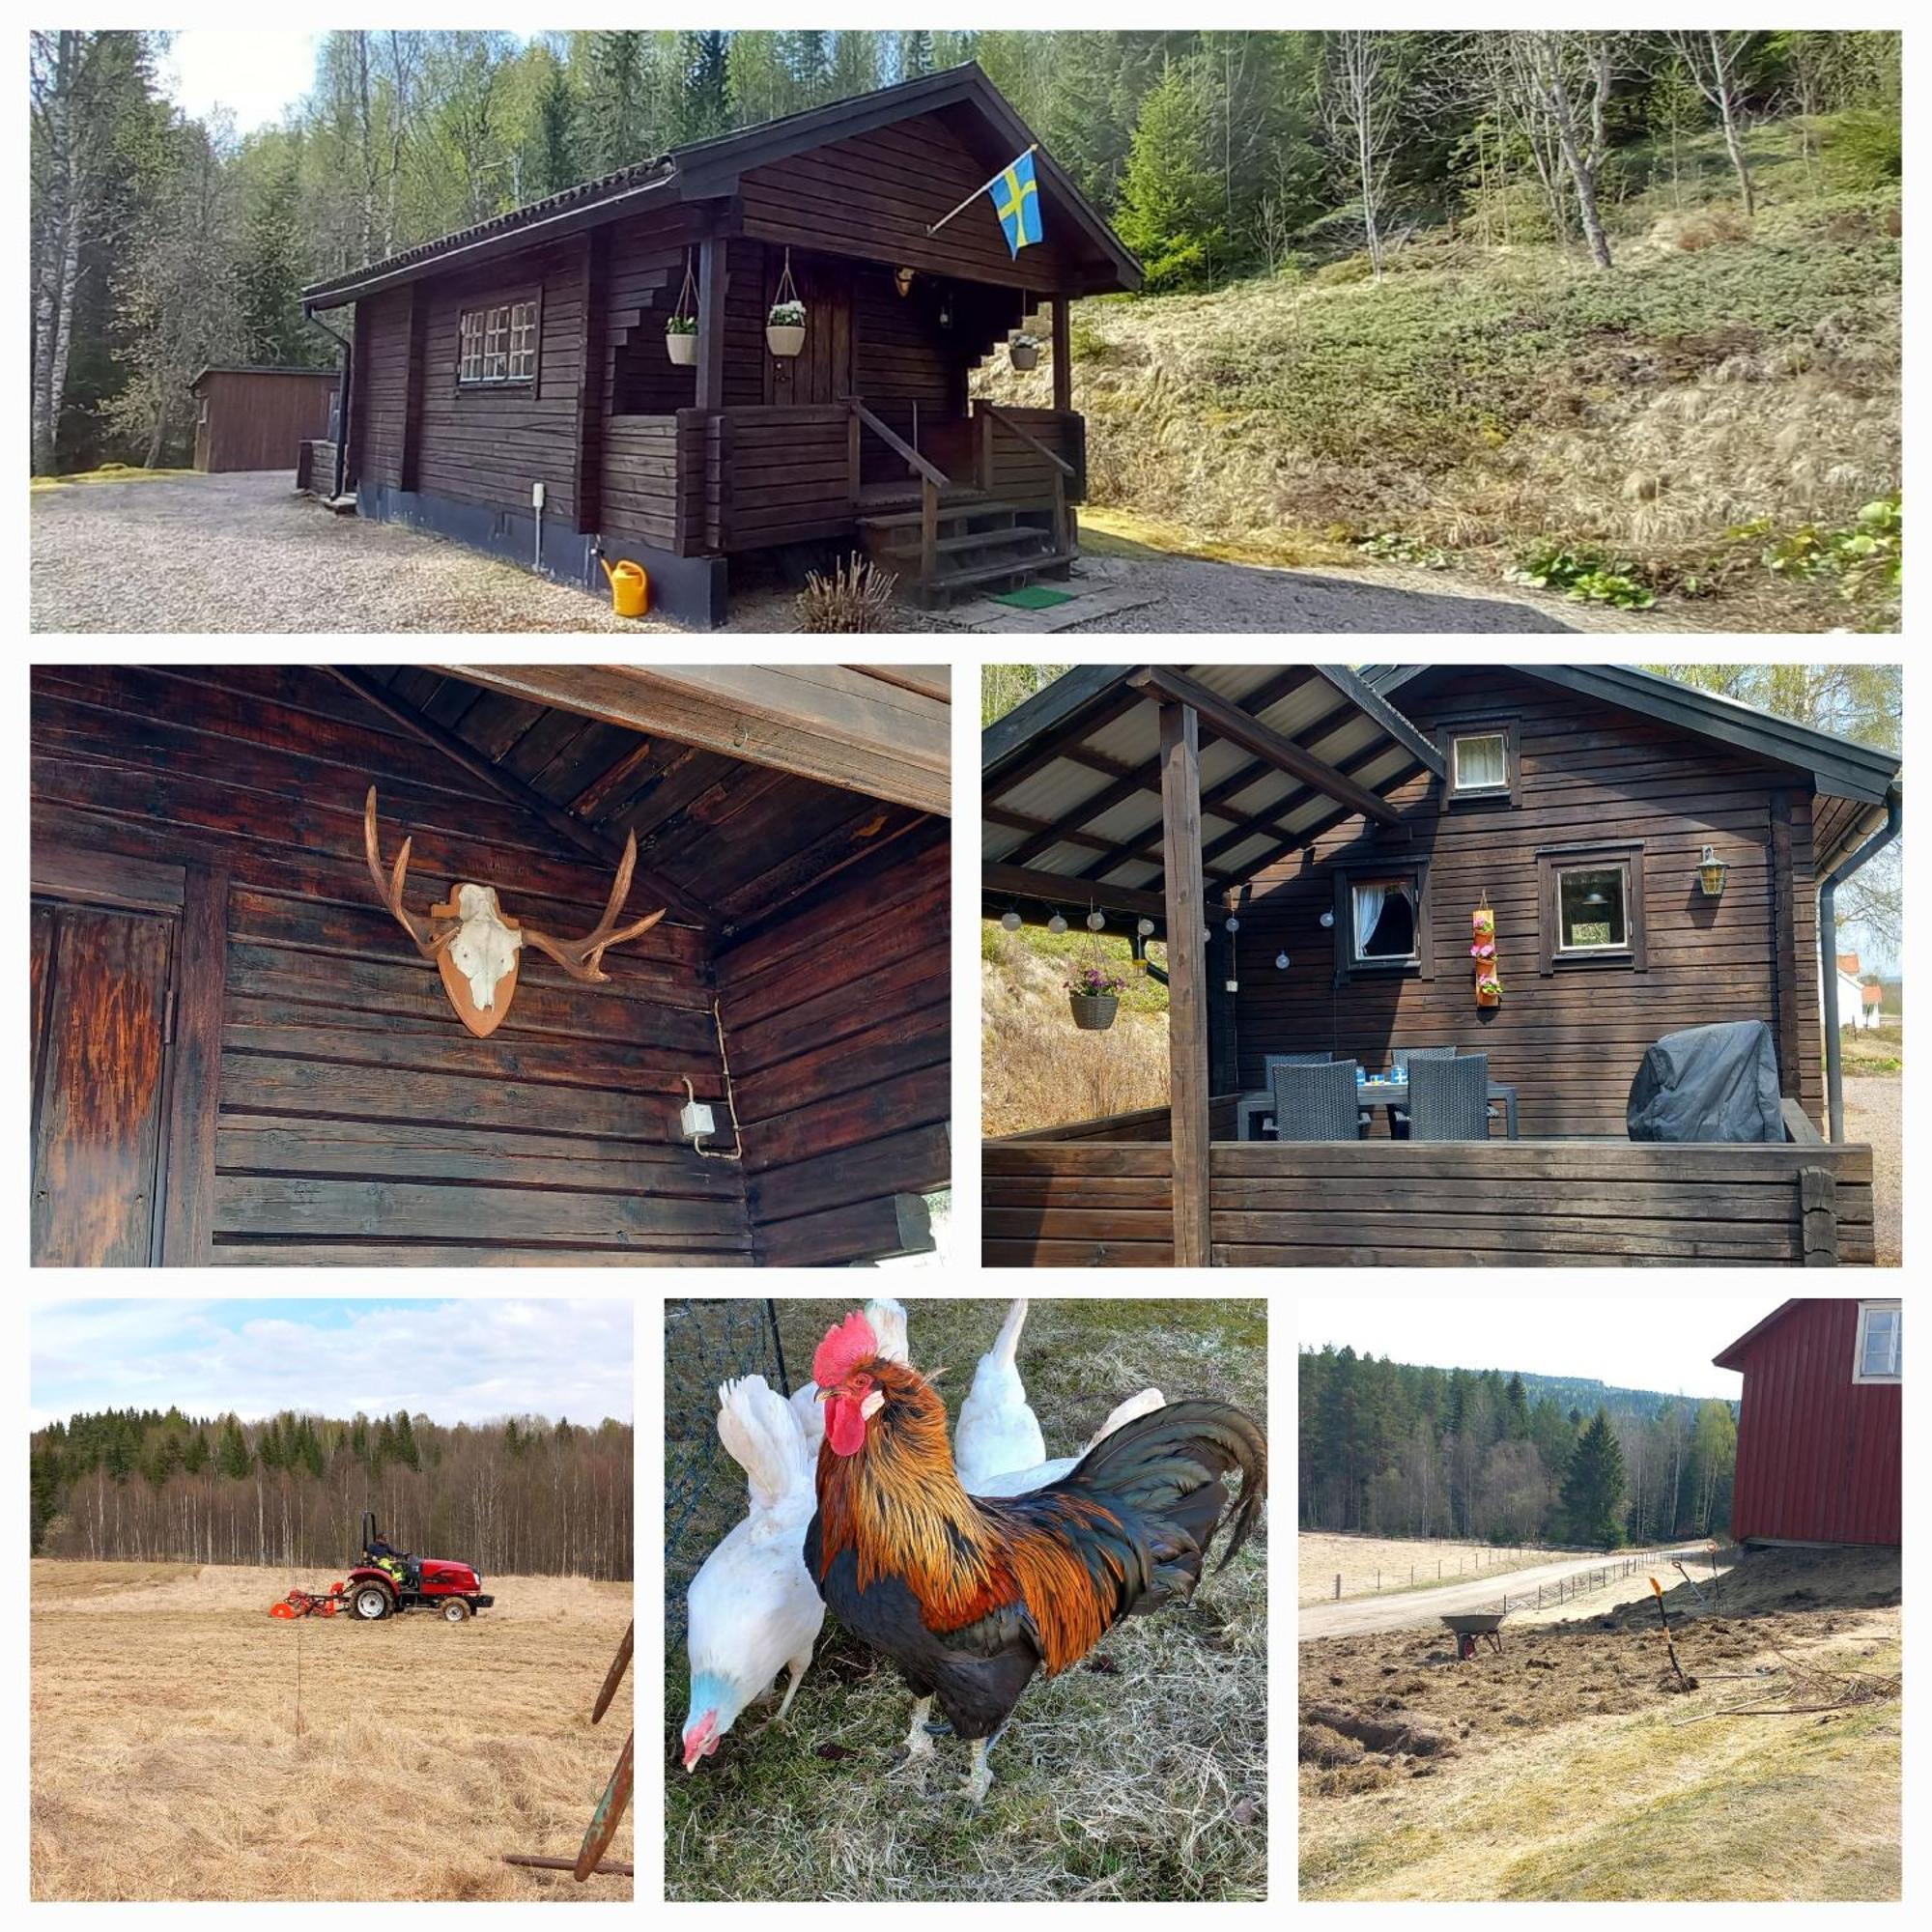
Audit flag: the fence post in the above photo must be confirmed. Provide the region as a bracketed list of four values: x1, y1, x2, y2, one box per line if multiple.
[1335, 1573, 1341, 1600]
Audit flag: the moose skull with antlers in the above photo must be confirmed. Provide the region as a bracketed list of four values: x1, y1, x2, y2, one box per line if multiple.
[362, 788, 667, 1037]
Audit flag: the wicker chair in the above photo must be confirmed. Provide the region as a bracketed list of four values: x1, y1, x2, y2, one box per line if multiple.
[1271, 1059, 1365, 1142]
[1254, 1053, 1333, 1139]
[1407, 1052, 1492, 1142]
[1390, 1045, 1458, 1139]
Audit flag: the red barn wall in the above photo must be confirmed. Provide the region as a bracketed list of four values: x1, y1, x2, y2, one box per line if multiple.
[1729, 1298, 1900, 1545]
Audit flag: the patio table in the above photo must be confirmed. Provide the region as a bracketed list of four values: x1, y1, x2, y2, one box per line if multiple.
[1237, 1076, 1519, 1140]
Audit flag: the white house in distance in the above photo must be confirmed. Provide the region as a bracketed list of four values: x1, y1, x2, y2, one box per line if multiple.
[1833, 952, 1886, 1032]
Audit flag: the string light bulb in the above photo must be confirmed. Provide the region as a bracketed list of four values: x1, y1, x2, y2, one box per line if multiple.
[1225, 916, 1241, 933]
[1137, 918, 1154, 937]
[1000, 909, 1022, 931]
[1047, 912, 1067, 934]
[1085, 909, 1106, 931]
[1319, 909, 1335, 929]
[1275, 951, 1291, 970]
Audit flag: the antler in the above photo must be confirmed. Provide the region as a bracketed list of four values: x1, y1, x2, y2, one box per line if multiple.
[362, 787, 441, 961]
[521, 832, 667, 983]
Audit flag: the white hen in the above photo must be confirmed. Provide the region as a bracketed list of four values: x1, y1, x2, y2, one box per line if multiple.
[966, 1386, 1169, 1495]
[681, 1376, 824, 1773]
[953, 1297, 1049, 1489]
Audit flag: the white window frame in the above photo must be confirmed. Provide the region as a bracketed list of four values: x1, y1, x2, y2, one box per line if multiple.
[1451, 730, 1510, 795]
[1350, 874, 1420, 966]
[458, 298, 538, 386]
[1852, 1300, 1900, 1383]
[1552, 861, 1631, 956]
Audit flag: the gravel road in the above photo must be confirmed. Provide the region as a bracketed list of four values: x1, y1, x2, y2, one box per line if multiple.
[36, 469, 1574, 635]
[1842, 1074, 1901, 1265]
[1299, 1546, 1707, 1642]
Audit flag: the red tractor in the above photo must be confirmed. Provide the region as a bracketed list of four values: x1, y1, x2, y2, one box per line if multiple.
[273, 1512, 494, 1623]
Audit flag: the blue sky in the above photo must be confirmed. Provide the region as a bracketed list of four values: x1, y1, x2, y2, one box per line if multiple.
[1299, 1294, 1754, 1401]
[30, 1297, 633, 1429]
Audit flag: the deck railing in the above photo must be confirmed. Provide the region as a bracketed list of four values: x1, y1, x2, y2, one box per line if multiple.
[984, 1115, 1876, 1267]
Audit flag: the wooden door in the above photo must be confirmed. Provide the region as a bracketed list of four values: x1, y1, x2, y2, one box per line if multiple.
[30, 900, 178, 1265]
[193, 396, 212, 471]
[766, 253, 853, 407]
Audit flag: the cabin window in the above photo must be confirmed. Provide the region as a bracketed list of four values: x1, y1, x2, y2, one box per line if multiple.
[458, 298, 538, 385]
[1536, 840, 1647, 974]
[1854, 1301, 1900, 1382]
[1333, 861, 1433, 982]
[1440, 718, 1520, 806]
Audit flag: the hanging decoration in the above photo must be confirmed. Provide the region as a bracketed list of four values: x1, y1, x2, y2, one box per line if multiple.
[1471, 894, 1502, 1008]
[667, 251, 699, 365]
[767, 250, 806, 357]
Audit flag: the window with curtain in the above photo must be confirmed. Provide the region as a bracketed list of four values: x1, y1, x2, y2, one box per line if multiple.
[1352, 876, 1418, 962]
[1452, 731, 1508, 793]
[1855, 1302, 1900, 1381]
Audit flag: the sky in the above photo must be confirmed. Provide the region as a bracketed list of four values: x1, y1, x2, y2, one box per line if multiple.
[1297, 1293, 1766, 1401]
[159, 31, 324, 136]
[29, 1297, 633, 1430]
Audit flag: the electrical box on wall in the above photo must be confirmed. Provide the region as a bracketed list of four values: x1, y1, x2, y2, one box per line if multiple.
[680, 1094, 716, 1141]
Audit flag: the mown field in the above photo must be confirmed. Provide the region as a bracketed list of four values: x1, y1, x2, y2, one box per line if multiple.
[982, 124, 1899, 632]
[31, 1559, 633, 1901]
[666, 1296, 1269, 1902]
[1297, 1532, 1577, 1606]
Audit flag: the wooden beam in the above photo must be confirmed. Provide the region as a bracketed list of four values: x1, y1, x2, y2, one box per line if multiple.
[695, 234, 728, 412]
[1127, 666, 1401, 826]
[1051, 297, 1072, 414]
[982, 861, 1167, 925]
[327, 668, 715, 930]
[158, 859, 228, 1266]
[432, 663, 950, 817]
[1159, 700, 1211, 1269]
[573, 226, 609, 534]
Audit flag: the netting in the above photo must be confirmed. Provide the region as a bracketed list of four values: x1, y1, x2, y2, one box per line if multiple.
[664, 1298, 790, 1651]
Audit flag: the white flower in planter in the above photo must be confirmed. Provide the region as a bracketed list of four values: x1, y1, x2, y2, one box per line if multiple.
[1009, 331, 1041, 371]
[766, 299, 807, 357]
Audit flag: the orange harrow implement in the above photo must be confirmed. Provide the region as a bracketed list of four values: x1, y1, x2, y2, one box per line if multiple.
[270, 1585, 347, 1618]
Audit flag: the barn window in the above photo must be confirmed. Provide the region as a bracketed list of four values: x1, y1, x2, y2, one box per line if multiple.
[1536, 840, 1647, 974]
[1854, 1301, 1900, 1382]
[458, 298, 538, 385]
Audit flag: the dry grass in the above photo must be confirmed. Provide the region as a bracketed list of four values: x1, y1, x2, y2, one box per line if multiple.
[1297, 1533, 1579, 1607]
[1300, 1548, 1901, 1900]
[666, 1297, 1268, 1902]
[981, 926, 1169, 1137]
[31, 1559, 633, 1901]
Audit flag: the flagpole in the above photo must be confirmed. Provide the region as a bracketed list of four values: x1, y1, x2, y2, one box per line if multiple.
[926, 144, 1038, 238]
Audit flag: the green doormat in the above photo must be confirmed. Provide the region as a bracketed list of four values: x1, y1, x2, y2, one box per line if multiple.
[990, 584, 1076, 610]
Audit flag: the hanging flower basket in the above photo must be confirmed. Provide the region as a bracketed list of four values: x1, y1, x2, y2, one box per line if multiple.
[1066, 964, 1126, 1031]
[666, 317, 698, 366]
[1009, 331, 1041, 372]
[766, 299, 807, 357]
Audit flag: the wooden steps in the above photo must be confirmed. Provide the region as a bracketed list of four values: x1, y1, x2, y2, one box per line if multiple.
[858, 490, 1074, 607]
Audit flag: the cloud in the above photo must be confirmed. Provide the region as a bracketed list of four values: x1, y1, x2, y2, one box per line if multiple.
[29, 1298, 633, 1429]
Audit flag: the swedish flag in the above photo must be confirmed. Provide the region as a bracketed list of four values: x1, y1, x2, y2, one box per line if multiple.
[988, 150, 1043, 257]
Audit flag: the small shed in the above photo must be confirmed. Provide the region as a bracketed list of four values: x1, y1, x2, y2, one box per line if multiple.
[1714, 1298, 1900, 1546]
[188, 366, 341, 473]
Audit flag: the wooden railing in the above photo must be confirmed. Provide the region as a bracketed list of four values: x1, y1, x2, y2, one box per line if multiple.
[849, 397, 949, 581]
[976, 402, 1072, 553]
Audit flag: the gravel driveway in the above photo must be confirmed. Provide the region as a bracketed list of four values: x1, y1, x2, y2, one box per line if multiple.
[36, 469, 1573, 635]
[1842, 1074, 1901, 1266]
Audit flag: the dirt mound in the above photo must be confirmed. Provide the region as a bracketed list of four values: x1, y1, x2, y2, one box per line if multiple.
[1580, 1545, 1899, 1632]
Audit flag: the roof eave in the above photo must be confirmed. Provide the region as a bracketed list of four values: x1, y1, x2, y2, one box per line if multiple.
[1714, 1299, 1801, 1369]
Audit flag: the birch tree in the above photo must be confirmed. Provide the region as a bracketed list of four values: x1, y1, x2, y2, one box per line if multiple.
[1671, 30, 1759, 216]
[1515, 31, 1618, 270]
[1321, 31, 1406, 277]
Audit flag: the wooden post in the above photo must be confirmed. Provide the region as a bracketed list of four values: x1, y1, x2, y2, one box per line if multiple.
[847, 401, 862, 507]
[919, 475, 939, 593]
[695, 235, 728, 412]
[1051, 297, 1072, 414]
[574, 226, 609, 534]
[1159, 699, 1211, 1268]
[978, 406, 995, 494]
[1800, 1164, 1840, 1264]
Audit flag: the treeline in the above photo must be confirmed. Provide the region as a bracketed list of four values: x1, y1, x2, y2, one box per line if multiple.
[1300, 1347, 1737, 1548]
[31, 30, 1900, 470]
[30, 1406, 633, 1580]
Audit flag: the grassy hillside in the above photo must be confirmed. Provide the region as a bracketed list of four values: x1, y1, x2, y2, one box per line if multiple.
[982, 922, 1170, 1137]
[982, 123, 1899, 631]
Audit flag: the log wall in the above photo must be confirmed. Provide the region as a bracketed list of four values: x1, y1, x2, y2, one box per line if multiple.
[30, 666, 750, 1265]
[718, 825, 951, 1265]
[1231, 670, 1828, 1136]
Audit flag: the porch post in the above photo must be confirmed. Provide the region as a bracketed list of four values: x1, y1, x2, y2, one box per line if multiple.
[1159, 699, 1212, 1268]
[1051, 297, 1072, 414]
[696, 235, 728, 412]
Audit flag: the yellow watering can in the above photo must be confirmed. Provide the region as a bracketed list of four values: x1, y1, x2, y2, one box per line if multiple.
[598, 554, 648, 619]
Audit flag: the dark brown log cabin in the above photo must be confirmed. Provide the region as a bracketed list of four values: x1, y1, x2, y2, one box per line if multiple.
[980, 665, 1898, 1267]
[31, 664, 951, 1266]
[189, 366, 339, 473]
[299, 64, 1139, 625]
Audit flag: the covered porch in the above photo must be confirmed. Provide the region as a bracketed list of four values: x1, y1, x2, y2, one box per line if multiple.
[980, 664, 1882, 1268]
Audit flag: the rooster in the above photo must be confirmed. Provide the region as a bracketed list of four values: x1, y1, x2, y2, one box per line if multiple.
[681, 1376, 824, 1773]
[803, 1308, 1265, 1804]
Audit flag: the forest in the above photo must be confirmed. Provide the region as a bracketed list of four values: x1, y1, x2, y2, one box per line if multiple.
[1299, 1346, 1738, 1550]
[31, 28, 1900, 469]
[29, 1406, 634, 1580]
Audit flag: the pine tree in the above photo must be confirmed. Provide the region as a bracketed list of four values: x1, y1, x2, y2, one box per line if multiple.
[1559, 1408, 1628, 1546]
[898, 30, 935, 80]
[527, 57, 582, 196]
[1115, 60, 1227, 290]
[677, 32, 730, 143]
[216, 1415, 251, 1480]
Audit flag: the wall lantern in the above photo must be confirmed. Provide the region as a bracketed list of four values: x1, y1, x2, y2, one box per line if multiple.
[1697, 843, 1729, 898]
[895, 267, 916, 298]
[1047, 912, 1068, 934]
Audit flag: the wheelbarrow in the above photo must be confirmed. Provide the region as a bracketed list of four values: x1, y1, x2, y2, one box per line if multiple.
[1441, 1610, 1507, 1660]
